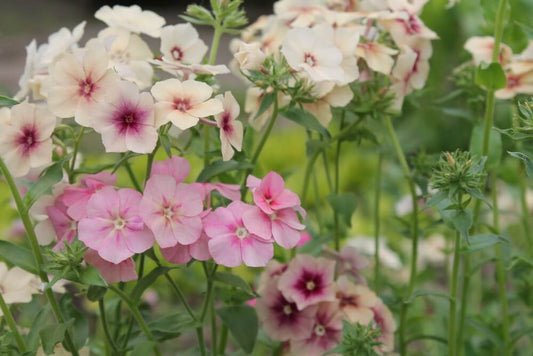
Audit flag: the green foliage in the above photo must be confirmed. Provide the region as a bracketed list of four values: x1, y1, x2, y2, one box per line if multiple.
[197, 160, 254, 182]
[327, 193, 357, 228]
[0, 95, 18, 107]
[326, 321, 382, 356]
[22, 157, 69, 211]
[0, 240, 38, 274]
[281, 107, 331, 138]
[475, 62, 507, 91]
[39, 319, 75, 355]
[181, 0, 248, 34]
[217, 305, 258, 353]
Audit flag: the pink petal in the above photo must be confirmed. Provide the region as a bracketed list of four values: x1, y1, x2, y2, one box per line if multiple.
[241, 237, 273, 267]
[189, 233, 211, 261]
[98, 230, 135, 264]
[123, 227, 155, 254]
[161, 244, 192, 264]
[151, 156, 190, 183]
[86, 186, 119, 218]
[203, 208, 237, 238]
[208, 234, 242, 267]
[272, 220, 302, 249]
[270, 189, 301, 211]
[78, 217, 113, 251]
[242, 207, 272, 241]
[171, 216, 203, 245]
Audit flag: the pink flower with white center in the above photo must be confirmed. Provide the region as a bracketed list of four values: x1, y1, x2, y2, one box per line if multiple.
[247, 172, 301, 215]
[44, 197, 78, 250]
[95, 5, 166, 38]
[140, 175, 204, 248]
[290, 302, 342, 356]
[160, 24, 208, 64]
[371, 299, 397, 353]
[243, 206, 305, 249]
[335, 275, 378, 325]
[160, 230, 211, 264]
[464, 36, 513, 66]
[84, 249, 137, 284]
[256, 279, 318, 342]
[214, 91, 243, 161]
[92, 80, 158, 153]
[0, 102, 55, 177]
[355, 42, 398, 75]
[78, 186, 155, 264]
[204, 201, 274, 268]
[190, 182, 242, 202]
[277, 254, 336, 310]
[61, 172, 117, 221]
[151, 156, 190, 183]
[281, 26, 345, 83]
[151, 79, 224, 129]
[47, 48, 119, 127]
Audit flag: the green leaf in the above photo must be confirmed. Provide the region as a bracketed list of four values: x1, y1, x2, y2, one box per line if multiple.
[148, 312, 200, 341]
[507, 255, 533, 275]
[447, 209, 473, 240]
[27, 305, 51, 350]
[253, 92, 274, 120]
[511, 327, 533, 347]
[424, 190, 448, 209]
[39, 319, 75, 355]
[196, 160, 254, 182]
[405, 289, 454, 304]
[131, 266, 170, 304]
[131, 342, 157, 356]
[213, 271, 253, 294]
[23, 159, 66, 210]
[467, 318, 503, 346]
[86, 285, 107, 302]
[503, 23, 529, 53]
[0, 96, 18, 107]
[462, 234, 507, 252]
[480, 0, 510, 27]
[327, 193, 357, 227]
[159, 133, 173, 158]
[281, 107, 331, 138]
[0, 240, 38, 274]
[469, 124, 502, 170]
[217, 305, 258, 353]
[475, 62, 507, 91]
[508, 151, 533, 177]
[79, 266, 107, 287]
[59, 294, 88, 350]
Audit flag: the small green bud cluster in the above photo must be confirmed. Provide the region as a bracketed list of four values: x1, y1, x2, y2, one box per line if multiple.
[182, 0, 247, 34]
[326, 321, 383, 356]
[44, 240, 87, 283]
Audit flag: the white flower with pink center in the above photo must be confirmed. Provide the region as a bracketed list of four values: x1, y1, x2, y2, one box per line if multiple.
[274, 0, 327, 27]
[47, 47, 119, 127]
[160, 23, 208, 64]
[0, 102, 55, 177]
[335, 275, 378, 325]
[281, 26, 345, 83]
[204, 201, 274, 268]
[214, 91, 243, 161]
[92, 80, 158, 153]
[140, 175, 204, 248]
[372, 299, 397, 353]
[95, 4, 166, 38]
[151, 78, 223, 129]
[277, 254, 336, 310]
[464, 36, 513, 66]
[355, 42, 398, 75]
[78, 186, 155, 264]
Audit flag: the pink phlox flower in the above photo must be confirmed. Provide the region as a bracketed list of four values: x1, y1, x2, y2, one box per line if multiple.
[257, 260, 288, 294]
[277, 254, 336, 310]
[335, 275, 378, 325]
[214, 91, 243, 161]
[140, 174, 204, 248]
[372, 299, 397, 353]
[150, 155, 190, 183]
[323, 245, 368, 284]
[61, 172, 117, 221]
[247, 171, 301, 215]
[45, 196, 78, 250]
[78, 186, 154, 264]
[204, 201, 274, 268]
[84, 249, 137, 284]
[160, 230, 211, 264]
[297, 231, 312, 247]
[190, 182, 242, 203]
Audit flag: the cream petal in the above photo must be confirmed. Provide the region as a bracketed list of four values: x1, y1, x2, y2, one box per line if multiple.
[168, 110, 200, 130]
[83, 47, 109, 82]
[51, 53, 84, 85]
[151, 78, 183, 102]
[47, 85, 80, 119]
[28, 138, 53, 168]
[181, 80, 213, 105]
[188, 99, 224, 118]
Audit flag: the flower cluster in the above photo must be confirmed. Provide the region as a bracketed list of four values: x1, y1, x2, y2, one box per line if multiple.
[231, 0, 437, 128]
[32, 156, 305, 283]
[464, 37, 533, 99]
[255, 252, 395, 356]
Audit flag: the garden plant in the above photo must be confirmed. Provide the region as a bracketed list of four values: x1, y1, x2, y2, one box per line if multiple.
[0, 0, 532, 355]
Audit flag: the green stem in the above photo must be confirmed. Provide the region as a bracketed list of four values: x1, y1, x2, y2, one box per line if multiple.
[69, 127, 85, 183]
[456, 255, 471, 356]
[204, 125, 211, 168]
[374, 152, 383, 294]
[208, 23, 223, 66]
[448, 231, 461, 356]
[109, 285, 161, 356]
[145, 141, 160, 184]
[99, 299, 119, 354]
[519, 159, 533, 251]
[218, 324, 228, 355]
[383, 116, 419, 356]
[0, 158, 79, 356]
[211, 293, 218, 356]
[123, 156, 142, 192]
[301, 148, 321, 205]
[0, 293, 27, 353]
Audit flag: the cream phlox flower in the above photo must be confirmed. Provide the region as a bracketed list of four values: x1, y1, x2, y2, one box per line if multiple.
[47, 47, 119, 127]
[495, 62, 533, 99]
[234, 41, 267, 71]
[355, 42, 398, 75]
[245, 87, 290, 131]
[303, 84, 354, 127]
[0, 262, 40, 316]
[160, 23, 208, 64]
[95, 4, 166, 38]
[150, 57, 230, 79]
[214, 92, 243, 161]
[151, 79, 223, 130]
[274, 0, 327, 27]
[88, 27, 154, 89]
[381, 0, 437, 46]
[281, 26, 345, 82]
[464, 36, 513, 66]
[0, 102, 56, 177]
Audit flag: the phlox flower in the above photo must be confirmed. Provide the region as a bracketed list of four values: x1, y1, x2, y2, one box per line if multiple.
[355, 42, 398, 75]
[35, 193, 78, 250]
[95, 4, 166, 38]
[151, 79, 223, 130]
[78, 186, 155, 264]
[274, 0, 327, 27]
[277, 255, 336, 310]
[255, 279, 318, 342]
[0, 102, 55, 177]
[335, 275, 378, 325]
[204, 201, 274, 268]
[84, 249, 137, 284]
[160, 24, 208, 64]
[372, 299, 397, 353]
[0, 262, 40, 316]
[150, 57, 230, 78]
[495, 62, 533, 99]
[47, 47, 119, 127]
[151, 155, 190, 183]
[464, 36, 513, 66]
[257, 260, 288, 294]
[214, 91, 243, 161]
[281, 26, 345, 83]
[244, 87, 290, 131]
[233, 41, 267, 71]
[302, 84, 354, 127]
[92, 80, 158, 153]
[247, 171, 301, 215]
[61, 172, 117, 221]
[191, 182, 242, 202]
[324, 245, 368, 283]
[140, 175, 204, 248]
[289, 302, 343, 356]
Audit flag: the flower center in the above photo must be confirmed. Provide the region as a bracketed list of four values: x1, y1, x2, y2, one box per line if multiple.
[17, 126, 38, 154]
[235, 226, 249, 239]
[79, 78, 94, 98]
[507, 75, 520, 88]
[306, 281, 316, 291]
[221, 112, 232, 132]
[303, 52, 316, 67]
[163, 206, 174, 219]
[124, 113, 135, 125]
[69, 220, 77, 232]
[171, 46, 184, 61]
[314, 324, 326, 336]
[269, 212, 278, 221]
[114, 217, 126, 230]
[283, 304, 293, 315]
[173, 98, 191, 112]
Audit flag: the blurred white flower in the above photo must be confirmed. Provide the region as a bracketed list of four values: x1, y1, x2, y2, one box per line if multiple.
[95, 4, 165, 38]
[355, 42, 398, 75]
[274, 0, 327, 27]
[464, 36, 513, 66]
[160, 23, 208, 64]
[0, 262, 40, 316]
[234, 41, 267, 71]
[345, 236, 402, 270]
